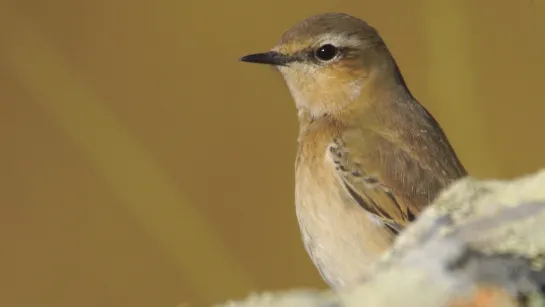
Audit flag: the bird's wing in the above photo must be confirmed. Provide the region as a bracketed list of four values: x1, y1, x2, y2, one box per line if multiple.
[326, 134, 431, 232]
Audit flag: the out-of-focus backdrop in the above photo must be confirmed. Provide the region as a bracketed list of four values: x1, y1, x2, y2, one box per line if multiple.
[1, 0, 544, 306]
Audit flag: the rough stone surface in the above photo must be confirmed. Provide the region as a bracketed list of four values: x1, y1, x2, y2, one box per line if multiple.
[212, 169, 545, 307]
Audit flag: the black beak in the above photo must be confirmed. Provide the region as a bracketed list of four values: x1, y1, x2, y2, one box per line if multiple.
[239, 51, 290, 66]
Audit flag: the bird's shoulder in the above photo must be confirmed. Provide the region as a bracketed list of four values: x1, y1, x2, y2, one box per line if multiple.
[296, 115, 345, 163]
[324, 124, 453, 228]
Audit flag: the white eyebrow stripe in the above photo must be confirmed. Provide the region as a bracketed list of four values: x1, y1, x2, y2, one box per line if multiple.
[314, 33, 362, 48]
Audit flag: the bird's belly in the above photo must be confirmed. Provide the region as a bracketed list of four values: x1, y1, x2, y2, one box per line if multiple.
[295, 164, 395, 289]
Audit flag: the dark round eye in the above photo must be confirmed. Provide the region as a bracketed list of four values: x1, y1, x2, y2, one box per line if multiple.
[314, 44, 339, 61]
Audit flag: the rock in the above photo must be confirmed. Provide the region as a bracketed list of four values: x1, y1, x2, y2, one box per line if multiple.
[213, 169, 545, 307]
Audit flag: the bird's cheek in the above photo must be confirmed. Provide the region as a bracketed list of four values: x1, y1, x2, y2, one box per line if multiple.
[345, 79, 364, 101]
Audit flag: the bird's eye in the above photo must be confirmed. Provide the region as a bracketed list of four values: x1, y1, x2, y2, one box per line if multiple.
[314, 44, 339, 61]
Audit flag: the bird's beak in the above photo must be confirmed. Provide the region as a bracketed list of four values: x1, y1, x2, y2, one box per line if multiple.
[239, 51, 290, 66]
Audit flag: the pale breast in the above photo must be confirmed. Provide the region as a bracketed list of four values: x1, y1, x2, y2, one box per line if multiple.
[294, 145, 396, 289]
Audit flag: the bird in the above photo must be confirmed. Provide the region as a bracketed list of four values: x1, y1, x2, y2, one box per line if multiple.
[239, 12, 467, 290]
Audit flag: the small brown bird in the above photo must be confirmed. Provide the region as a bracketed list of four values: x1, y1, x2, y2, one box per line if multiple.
[240, 13, 467, 289]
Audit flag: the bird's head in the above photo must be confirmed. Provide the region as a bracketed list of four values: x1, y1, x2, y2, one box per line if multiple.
[240, 13, 401, 118]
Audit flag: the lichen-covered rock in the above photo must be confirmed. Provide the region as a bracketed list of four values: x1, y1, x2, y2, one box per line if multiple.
[213, 290, 336, 307]
[213, 169, 545, 307]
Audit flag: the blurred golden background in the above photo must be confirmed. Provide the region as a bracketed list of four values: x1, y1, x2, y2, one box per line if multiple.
[1, 0, 544, 306]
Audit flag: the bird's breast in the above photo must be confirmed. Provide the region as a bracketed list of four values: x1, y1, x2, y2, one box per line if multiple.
[294, 141, 395, 289]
